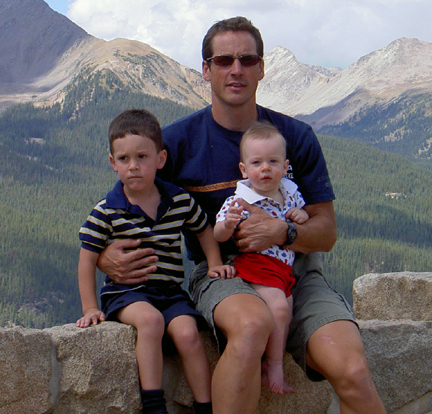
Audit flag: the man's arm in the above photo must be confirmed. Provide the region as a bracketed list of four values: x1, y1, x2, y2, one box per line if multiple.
[234, 199, 336, 254]
[97, 239, 159, 284]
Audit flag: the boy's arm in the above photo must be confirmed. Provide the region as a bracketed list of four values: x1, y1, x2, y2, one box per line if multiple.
[196, 224, 236, 280]
[77, 248, 106, 327]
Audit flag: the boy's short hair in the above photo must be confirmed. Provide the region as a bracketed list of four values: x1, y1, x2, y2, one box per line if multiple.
[240, 121, 287, 162]
[202, 16, 264, 61]
[109, 109, 163, 154]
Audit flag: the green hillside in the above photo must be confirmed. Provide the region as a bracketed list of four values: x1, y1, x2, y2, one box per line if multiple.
[1, 70, 431, 328]
[320, 135, 432, 301]
[0, 71, 196, 328]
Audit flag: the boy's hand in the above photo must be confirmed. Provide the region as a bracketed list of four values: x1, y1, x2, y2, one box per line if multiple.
[76, 309, 106, 328]
[207, 264, 236, 280]
[285, 207, 309, 224]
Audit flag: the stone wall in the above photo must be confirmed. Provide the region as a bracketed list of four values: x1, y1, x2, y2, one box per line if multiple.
[0, 272, 431, 414]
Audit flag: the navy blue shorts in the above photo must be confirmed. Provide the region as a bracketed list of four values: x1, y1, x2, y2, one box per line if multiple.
[100, 281, 204, 327]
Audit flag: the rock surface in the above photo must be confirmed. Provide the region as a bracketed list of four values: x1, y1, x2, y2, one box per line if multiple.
[353, 272, 432, 321]
[1, 272, 431, 413]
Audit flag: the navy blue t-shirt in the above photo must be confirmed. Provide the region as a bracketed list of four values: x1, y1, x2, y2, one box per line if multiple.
[159, 105, 335, 262]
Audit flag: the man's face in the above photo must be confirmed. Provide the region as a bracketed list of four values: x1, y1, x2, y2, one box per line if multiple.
[202, 31, 264, 109]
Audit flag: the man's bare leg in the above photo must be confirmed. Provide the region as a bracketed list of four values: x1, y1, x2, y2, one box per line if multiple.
[306, 320, 386, 414]
[211, 293, 274, 414]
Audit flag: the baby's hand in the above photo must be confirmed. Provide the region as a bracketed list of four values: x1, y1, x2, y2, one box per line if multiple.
[224, 200, 245, 229]
[207, 264, 236, 280]
[285, 207, 309, 224]
[76, 309, 106, 328]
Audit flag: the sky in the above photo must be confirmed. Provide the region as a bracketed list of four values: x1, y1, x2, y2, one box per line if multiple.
[45, 0, 432, 71]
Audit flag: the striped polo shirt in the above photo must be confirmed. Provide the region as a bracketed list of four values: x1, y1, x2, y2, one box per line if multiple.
[79, 178, 208, 284]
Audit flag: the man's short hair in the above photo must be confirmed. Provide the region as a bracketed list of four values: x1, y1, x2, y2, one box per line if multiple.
[108, 109, 163, 154]
[202, 16, 264, 61]
[240, 121, 286, 162]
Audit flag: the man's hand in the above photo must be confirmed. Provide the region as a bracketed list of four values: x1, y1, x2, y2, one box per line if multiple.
[235, 199, 337, 254]
[97, 239, 159, 285]
[234, 199, 288, 252]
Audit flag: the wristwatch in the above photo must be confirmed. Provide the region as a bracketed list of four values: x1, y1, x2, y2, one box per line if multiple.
[285, 222, 297, 245]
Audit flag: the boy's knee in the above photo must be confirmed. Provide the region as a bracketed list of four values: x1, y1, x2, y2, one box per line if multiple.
[136, 311, 165, 333]
[171, 326, 203, 353]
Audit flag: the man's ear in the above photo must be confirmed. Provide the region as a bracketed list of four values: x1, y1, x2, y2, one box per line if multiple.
[239, 162, 248, 179]
[109, 155, 118, 172]
[202, 60, 211, 82]
[258, 59, 265, 81]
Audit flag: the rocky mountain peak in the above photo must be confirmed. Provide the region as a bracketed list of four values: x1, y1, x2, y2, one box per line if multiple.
[0, 0, 90, 86]
[345, 37, 432, 91]
[258, 37, 432, 118]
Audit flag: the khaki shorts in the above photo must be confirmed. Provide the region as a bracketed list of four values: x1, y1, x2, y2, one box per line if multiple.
[188, 252, 356, 381]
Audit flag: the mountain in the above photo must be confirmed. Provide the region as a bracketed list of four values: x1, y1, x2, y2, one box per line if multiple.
[1, 0, 432, 167]
[0, 0, 210, 112]
[0, 0, 89, 85]
[257, 39, 432, 165]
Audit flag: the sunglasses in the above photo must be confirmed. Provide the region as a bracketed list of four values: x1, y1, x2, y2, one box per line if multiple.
[206, 54, 262, 67]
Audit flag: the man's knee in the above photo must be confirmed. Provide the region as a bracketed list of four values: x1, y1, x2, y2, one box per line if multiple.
[215, 295, 273, 355]
[338, 353, 373, 392]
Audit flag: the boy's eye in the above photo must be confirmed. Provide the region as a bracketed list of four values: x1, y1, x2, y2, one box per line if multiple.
[139, 154, 147, 159]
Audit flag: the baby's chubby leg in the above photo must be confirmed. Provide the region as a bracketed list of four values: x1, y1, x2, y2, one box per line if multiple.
[251, 284, 296, 394]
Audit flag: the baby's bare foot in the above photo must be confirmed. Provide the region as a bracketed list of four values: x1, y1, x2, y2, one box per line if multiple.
[262, 359, 297, 394]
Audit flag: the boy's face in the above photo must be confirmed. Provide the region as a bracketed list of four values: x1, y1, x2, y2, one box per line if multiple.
[109, 134, 166, 195]
[239, 134, 289, 198]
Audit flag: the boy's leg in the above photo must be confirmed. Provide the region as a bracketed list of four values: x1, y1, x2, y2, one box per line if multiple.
[251, 284, 295, 394]
[117, 301, 165, 390]
[166, 314, 211, 404]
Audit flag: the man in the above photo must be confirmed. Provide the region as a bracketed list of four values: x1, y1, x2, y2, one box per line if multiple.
[98, 17, 386, 414]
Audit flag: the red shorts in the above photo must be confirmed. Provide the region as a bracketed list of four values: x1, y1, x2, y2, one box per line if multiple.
[234, 253, 295, 297]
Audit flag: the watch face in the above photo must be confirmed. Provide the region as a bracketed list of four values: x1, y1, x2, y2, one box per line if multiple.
[287, 223, 297, 244]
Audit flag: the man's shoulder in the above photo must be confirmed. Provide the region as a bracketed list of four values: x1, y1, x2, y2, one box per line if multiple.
[257, 105, 314, 134]
[162, 107, 209, 138]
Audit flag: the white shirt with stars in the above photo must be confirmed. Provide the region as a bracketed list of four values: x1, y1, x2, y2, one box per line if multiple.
[216, 177, 306, 265]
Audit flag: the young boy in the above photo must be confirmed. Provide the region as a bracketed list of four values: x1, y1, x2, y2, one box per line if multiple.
[77, 109, 235, 414]
[214, 121, 309, 395]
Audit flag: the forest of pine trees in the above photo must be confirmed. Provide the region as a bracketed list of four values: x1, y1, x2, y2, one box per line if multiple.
[1, 70, 431, 328]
